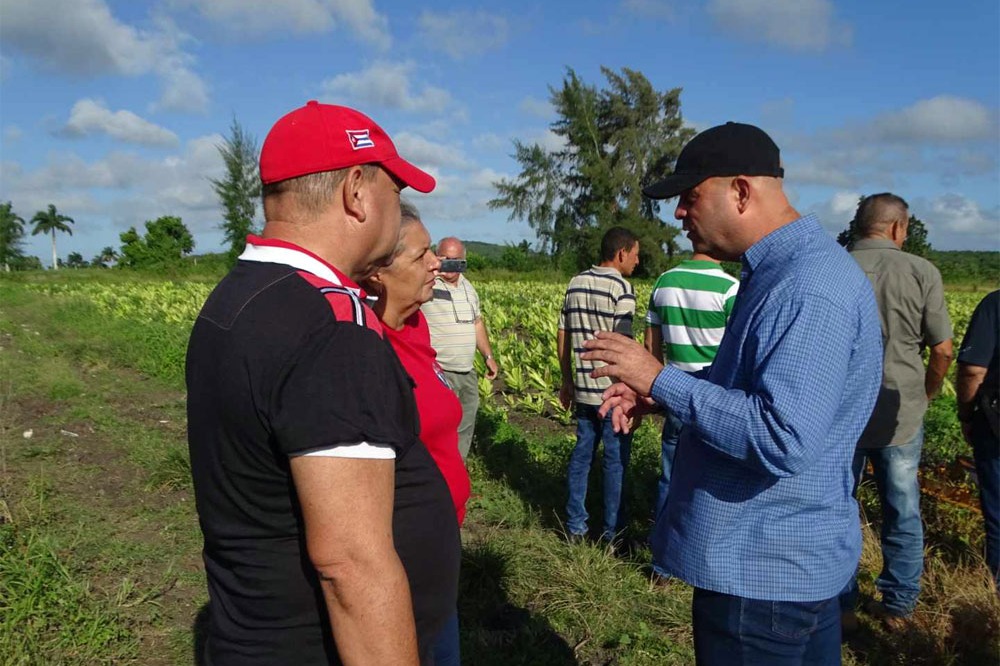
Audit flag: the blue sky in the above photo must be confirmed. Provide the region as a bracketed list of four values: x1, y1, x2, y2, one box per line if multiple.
[2, 0, 998, 265]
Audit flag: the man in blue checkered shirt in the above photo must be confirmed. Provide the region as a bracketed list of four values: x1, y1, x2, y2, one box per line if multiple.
[583, 122, 882, 665]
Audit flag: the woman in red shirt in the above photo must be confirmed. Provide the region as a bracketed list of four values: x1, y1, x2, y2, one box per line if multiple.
[363, 202, 469, 664]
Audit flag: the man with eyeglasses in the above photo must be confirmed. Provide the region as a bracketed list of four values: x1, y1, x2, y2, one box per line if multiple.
[421, 236, 498, 459]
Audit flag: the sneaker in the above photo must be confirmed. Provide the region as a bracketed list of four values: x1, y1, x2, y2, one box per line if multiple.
[566, 531, 588, 545]
[864, 600, 911, 632]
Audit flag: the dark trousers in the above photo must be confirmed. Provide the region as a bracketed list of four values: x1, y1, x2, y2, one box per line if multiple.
[972, 420, 1000, 586]
[692, 588, 841, 666]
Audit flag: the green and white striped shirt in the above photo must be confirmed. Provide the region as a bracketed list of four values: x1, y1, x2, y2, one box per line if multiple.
[646, 259, 739, 372]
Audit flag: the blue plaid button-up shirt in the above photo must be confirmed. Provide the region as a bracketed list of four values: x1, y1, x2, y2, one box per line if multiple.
[650, 215, 882, 602]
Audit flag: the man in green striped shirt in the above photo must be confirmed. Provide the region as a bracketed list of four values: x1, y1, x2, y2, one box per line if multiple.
[644, 253, 738, 572]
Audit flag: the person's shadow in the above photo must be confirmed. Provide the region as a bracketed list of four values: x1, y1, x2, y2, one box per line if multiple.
[473, 410, 571, 531]
[458, 538, 576, 665]
[191, 549, 576, 666]
[192, 603, 210, 665]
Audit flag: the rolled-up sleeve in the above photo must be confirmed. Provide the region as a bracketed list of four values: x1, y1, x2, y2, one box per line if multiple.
[651, 294, 858, 477]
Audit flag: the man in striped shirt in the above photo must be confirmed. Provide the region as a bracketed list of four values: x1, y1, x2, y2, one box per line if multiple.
[645, 254, 739, 520]
[558, 227, 640, 543]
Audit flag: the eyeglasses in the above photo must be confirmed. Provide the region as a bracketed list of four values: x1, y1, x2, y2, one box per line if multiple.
[443, 280, 475, 323]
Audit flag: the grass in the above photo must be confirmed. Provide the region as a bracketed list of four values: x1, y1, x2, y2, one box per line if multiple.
[1, 277, 997, 664]
[0, 522, 139, 665]
[0, 297, 205, 664]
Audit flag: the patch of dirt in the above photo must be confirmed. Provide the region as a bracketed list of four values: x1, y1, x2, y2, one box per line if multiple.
[506, 408, 571, 441]
[2, 334, 203, 665]
[920, 459, 981, 512]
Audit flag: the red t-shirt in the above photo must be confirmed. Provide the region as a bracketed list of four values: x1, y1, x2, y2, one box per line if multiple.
[384, 311, 470, 524]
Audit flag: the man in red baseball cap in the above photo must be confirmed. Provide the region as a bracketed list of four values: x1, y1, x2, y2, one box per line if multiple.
[187, 101, 459, 666]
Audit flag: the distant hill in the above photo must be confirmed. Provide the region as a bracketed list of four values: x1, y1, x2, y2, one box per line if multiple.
[462, 241, 509, 260]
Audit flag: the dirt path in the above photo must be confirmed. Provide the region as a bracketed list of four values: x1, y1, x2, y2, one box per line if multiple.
[1, 323, 205, 664]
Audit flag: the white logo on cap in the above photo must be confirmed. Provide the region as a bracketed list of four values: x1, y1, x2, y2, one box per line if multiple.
[346, 129, 375, 150]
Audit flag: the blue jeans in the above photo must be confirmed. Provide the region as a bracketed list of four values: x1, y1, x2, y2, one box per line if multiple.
[431, 610, 460, 666]
[655, 408, 684, 520]
[566, 403, 633, 540]
[652, 409, 682, 577]
[971, 420, 1000, 586]
[692, 588, 841, 665]
[840, 427, 924, 616]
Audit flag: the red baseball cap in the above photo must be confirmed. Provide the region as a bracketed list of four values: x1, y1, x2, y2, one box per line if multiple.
[259, 100, 436, 193]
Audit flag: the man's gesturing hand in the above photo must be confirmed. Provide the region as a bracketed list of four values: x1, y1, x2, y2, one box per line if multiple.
[581, 331, 663, 397]
[598, 383, 655, 434]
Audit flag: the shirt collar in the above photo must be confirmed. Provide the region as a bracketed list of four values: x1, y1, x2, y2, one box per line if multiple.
[435, 274, 465, 289]
[239, 235, 364, 296]
[742, 214, 821, 275]
[851, 238, 900, 251]
[590, 265, 623, 277]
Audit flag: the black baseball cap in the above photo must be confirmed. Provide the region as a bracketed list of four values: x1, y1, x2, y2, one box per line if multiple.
[642, 122, 784, 200]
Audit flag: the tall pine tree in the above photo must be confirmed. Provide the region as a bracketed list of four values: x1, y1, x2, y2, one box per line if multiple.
[210, 118, 261, 268]
[489, 67, 694, 276]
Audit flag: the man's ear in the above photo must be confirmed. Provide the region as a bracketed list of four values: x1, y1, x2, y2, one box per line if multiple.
[891, 219, 908, 243]
[733, 177, 751, 214]
[341, 166, 368, 223]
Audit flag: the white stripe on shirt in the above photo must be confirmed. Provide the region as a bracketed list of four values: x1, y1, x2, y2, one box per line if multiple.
[293, 442, 396, 460]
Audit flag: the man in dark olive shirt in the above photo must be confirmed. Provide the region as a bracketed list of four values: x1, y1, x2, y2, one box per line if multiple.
[957, 290, 999, 589]
[841, 192, 953, 630]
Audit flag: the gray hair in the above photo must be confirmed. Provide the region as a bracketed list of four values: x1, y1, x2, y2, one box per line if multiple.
[261, 164, 380, 218]
[400, 199, 421, 227]
[856, 192, 909, 237]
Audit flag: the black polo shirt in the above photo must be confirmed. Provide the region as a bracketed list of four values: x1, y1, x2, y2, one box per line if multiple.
[186, 237, 460, 665]
[958, 290, 999, 439]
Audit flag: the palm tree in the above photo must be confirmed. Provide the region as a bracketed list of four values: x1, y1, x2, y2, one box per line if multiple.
[30, 204, 75, 270]
[0, 201, 26, 272]
[93, 246, 118, 268]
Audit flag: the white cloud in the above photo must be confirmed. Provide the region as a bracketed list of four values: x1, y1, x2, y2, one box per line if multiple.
[471, 133, 507, 153]
[393, 132, 470, 170]
[61, 98, 179, 146]
[0, 135, 229, 262]
[707, 0, 852, 52]
[320, 61, 453, 114]
[415, 167, 511, 224]
[783, 96, 1000, 190]
[788, 163, 858, 188]
[801, 190, 862, 235]
[0, 0, 209, 112]
[417, 10, 509, 59]
[621, 0, 676, 20]
[519, 96, 554, 119]
[171, 0, 390, 49]
[534, 129, 568, 153]
[869, 96, 996, 144]
[925, 194, 999, 236]
[3, 126, 24, 142]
